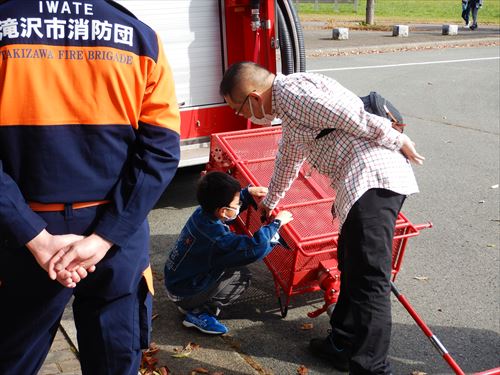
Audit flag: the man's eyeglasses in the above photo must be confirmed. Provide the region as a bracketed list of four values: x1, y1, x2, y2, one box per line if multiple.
[235, 91, 255, 116]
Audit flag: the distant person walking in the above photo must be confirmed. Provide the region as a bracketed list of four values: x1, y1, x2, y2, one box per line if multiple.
[462, 0, 484, 30]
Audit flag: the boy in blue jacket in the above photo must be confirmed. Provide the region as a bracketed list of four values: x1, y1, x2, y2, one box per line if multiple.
[164, 171, 293, 334]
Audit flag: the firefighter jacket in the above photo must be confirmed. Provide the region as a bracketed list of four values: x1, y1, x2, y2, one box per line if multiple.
[0, 0, 181, 247]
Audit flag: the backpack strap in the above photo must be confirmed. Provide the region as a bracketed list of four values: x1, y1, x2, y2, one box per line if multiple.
[316, 92, 406, 139]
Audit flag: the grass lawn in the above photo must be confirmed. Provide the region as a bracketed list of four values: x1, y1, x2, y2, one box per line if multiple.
[296, 0, 500, 26]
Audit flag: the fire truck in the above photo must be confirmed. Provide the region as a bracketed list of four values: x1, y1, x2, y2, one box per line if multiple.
[116, 0, 305, 166]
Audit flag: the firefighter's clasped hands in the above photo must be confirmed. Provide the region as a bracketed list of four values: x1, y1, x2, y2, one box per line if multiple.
[27, 229, 113, 288]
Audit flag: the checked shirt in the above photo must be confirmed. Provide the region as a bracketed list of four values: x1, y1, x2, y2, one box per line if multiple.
[261, 73, 419, 228]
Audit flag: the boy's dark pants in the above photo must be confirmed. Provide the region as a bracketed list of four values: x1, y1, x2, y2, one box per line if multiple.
[176, 267, 251, 315]
[330, 188, 405, 375]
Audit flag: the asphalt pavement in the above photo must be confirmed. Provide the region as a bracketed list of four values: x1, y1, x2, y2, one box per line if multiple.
[40, 23, 499, 375]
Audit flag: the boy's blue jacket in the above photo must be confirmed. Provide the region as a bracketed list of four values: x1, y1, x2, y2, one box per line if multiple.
[164, 188, 280, 298]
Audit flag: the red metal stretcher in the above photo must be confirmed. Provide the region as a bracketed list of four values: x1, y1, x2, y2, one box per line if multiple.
[205, 126, 500, 375]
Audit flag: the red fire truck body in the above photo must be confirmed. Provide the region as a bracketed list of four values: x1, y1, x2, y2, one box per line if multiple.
[116, 0, 282, 166]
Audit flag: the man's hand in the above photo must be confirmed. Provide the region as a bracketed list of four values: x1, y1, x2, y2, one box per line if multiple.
[26, 229, 88, 288]
[48, 233, 113, 281]
[400, 133, 425, 165]
[248, 186, 268, 198]
[258, 203, 272, 223]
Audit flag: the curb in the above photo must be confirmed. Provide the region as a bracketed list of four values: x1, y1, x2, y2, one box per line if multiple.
[306, 37, 500, 57]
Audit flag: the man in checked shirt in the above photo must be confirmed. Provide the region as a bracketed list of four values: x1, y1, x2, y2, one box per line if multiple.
[220, 61, 425, 375]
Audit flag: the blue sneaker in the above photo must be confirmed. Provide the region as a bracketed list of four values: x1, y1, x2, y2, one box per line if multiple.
[182, 312, 228, 335]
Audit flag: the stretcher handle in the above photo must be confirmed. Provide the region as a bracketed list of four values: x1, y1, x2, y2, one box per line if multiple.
[414, 222, 433, 231]
[391, 282, 465, 375]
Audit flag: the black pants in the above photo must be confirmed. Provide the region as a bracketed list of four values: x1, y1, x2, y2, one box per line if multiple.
[330, 189, 405, 375]
[175, 267, 251, 316]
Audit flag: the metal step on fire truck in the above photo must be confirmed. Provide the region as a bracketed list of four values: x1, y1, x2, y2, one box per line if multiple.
[116, 0, 305, 167]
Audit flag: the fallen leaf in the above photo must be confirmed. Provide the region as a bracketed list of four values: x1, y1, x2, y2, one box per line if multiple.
[171, 351, 192, 358]
[191, 367, 209, 374]
[172, 342, 200, 358]
[297, 365, 309, 374]
[486, 244, 496, 248]
[141, 342, 162, 371]
[300, 323, 314, 330]
[186, 342, 200, 350]
[145, 342, 160, 355]
[413, 276, 429, 281]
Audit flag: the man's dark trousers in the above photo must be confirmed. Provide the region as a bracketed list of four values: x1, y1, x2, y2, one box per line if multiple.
[330, 188, 405, 375]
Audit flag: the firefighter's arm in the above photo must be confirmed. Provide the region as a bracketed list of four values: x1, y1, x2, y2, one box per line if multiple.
[0, 163, 93, 286]
[91, 36, 181, 248]
[0, 160, 47, 245]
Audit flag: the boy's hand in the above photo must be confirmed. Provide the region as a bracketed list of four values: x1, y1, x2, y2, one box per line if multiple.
[248, 186, 268, 198]
[275, 210, 293, 226]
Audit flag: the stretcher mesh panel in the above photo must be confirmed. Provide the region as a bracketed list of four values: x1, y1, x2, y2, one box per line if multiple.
[220, 129, 282, 161]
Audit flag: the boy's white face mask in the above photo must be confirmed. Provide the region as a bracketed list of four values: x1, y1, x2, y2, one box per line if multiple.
[222, 206, 240, 221]
[248, 99, 275, 126]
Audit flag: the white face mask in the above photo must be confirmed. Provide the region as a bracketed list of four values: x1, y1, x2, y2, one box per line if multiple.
[249, 99, 275, 126]
[222, 206, 240, 221]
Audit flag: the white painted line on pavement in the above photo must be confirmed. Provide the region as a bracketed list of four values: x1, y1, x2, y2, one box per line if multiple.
[308, 57, 500, 72]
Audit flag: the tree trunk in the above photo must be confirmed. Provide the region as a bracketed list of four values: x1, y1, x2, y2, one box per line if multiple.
[366, 0, 375, 25]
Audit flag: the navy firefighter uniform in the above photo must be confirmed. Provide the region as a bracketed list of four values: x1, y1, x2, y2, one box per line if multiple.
[0, 1, 180, 374]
